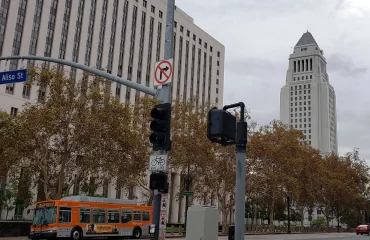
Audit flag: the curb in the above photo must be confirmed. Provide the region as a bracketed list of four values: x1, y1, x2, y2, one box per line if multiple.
[165, 232, 355, 238]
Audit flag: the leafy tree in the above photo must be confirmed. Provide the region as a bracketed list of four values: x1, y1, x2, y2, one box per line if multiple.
[0, 111, 18, 178]
[9, 67, 142, 200]
[130, 96, 159, 204]
[315, 152, 366, 229]
[169, 99, 214, 201]
[248, 120, 305, 228]
[0, 187, 15, 220]
[294, 146, 322, 227]
[311, 216, 326, 228]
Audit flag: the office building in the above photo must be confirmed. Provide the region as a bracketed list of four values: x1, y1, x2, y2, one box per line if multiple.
[280, 31, 338, 156]
[0, 0, 225, 223]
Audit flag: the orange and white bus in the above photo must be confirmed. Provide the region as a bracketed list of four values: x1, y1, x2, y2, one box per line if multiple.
[29, 195, 152, 240]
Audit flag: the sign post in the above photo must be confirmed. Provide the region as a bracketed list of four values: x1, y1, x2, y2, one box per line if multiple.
[0, 69, 27, 85]
[150, 0, 175, 240]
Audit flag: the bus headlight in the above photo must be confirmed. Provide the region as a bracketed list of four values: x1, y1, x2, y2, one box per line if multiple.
[149, 224, 156, 234]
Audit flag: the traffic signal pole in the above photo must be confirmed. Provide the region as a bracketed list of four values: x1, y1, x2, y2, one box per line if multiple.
[151, 0, 175, 240]
[221, 103, 247, 240]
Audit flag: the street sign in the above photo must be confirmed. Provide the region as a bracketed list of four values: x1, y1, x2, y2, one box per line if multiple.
[153, 59, 173, 86]
[149, 155, 168, 171]
[184, 191, 193, 196]
[159, 193, 168, 239]
[161, 194, 168, 211]
[0, 69, 27, 85]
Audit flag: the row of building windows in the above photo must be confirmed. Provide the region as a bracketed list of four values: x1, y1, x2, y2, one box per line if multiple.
[293, 75, 312, 81]
[291, 112, 311, 117]
[291, 118, 311, 123]
[292, 123, 311, 128]
[293, 58, 313, 72]
[2, 0, 221, 107]
[291, 94, 311, 101]
[291, 90, 311, 96]
[290, 83, 311, 90]
[291, 106, 311, 112]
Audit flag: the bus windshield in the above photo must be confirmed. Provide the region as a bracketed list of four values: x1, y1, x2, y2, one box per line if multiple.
[32, 207, 57, 225]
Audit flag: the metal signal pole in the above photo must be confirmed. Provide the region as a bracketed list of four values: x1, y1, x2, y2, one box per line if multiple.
[151, 0, 175, 240]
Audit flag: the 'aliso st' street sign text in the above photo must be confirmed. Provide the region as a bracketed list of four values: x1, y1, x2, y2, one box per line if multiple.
[0, 69, 28, 85]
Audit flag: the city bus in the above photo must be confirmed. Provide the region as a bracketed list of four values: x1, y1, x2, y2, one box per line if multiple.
[29, 195, 152, 240]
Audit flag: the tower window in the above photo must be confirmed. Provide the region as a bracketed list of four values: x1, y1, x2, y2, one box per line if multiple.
[294, 61, 296, 72]
[310, 58, 313, 71]
[306, 59, 308, 71]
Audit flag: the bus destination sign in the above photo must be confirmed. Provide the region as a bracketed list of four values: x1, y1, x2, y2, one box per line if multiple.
[36, 202, 55, 208]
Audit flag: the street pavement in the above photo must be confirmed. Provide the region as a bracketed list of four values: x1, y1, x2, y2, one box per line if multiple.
[0, 233, 368, 240]
[167, 233, 370, 240]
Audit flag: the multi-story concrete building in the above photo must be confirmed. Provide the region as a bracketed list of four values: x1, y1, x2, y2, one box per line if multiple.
[0, 0, 225, 223]
[280, 31, 338, 156]
[280, 31, 340, 227]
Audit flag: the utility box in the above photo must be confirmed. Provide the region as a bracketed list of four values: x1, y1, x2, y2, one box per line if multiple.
[185, 205, 218, 240]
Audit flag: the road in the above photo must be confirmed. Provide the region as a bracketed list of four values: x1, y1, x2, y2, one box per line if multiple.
[0, 233, 367, 240]
[169, 233, 370, 239]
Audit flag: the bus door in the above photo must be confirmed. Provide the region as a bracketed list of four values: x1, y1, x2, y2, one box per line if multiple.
[57, 206, 73, 238]
[120, 207, 134, 237]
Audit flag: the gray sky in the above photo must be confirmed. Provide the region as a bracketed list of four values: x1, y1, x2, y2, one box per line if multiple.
[176, 0, 370, 160]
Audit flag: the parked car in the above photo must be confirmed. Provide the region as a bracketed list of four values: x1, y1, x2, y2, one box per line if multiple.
[356, 224, 370, 235]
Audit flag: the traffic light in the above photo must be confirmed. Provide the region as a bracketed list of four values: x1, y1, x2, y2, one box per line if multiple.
[149, 103, 171, 151]
[149, 172, 168, 193]
[207, 107, 236, 145]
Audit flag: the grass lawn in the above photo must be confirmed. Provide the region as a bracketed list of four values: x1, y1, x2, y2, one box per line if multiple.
[166, 226, 185, 233]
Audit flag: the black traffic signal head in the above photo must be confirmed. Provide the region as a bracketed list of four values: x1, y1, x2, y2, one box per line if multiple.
[207, 107, 236, 145]
[149, 172, 168, 193]
[149, 103, 171, 151]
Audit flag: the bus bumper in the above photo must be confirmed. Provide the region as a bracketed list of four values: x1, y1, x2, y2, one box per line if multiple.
[29, 231, 57, 240]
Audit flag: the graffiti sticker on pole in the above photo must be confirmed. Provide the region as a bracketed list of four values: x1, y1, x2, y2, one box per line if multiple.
[153, 59, 173, 86]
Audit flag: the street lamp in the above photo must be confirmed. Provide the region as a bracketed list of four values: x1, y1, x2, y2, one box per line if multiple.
[184, 163, 192, 233]
[287, 194, 291, 234]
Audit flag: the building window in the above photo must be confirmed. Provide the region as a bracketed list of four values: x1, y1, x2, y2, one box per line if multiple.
[22, 84, 31, 99]
[143, 0, 147, 7]
[187, 30, 190, 37]
[217, 51, 220, 57]
[5, 84, 15, 95]
[10, 107, 18, 117]
[151, 5, 155, 13]
[180, 25, 183, 32]
[193, 34, 196, 41]
[159, 10, 162, 18]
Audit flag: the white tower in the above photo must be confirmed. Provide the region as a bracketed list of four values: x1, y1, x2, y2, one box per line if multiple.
[280, 31, 338, 155]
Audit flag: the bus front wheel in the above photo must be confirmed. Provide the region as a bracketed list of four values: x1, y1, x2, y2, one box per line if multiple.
[71, 227, 82, 240]
[132, 227, 142, 239]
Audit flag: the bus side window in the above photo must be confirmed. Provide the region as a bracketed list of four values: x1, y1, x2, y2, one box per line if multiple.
[92, 209, 106, 224]
[59, 207, 72, 223]
[133, 211, 141, 221]
[122, 210, 132, 223]
[142, 211, 150, 221]
[80, 208, 90, 223]
[108, 209, 120, 223]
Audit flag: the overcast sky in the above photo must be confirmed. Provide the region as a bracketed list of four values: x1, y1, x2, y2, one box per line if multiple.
[176, 0, 370, 161]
